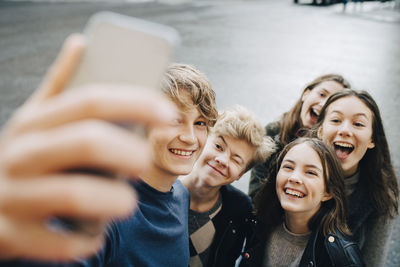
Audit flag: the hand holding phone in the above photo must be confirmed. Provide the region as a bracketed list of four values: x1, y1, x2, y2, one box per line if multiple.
[50, 12, 180, 236]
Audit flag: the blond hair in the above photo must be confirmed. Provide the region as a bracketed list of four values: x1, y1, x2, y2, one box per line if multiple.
[212, 105, 276, 172]
[161, 63, 218, 127]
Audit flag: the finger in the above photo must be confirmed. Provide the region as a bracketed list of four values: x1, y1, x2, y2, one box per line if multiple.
[0, 218, 104, 261]
[26, 34, 86, 105]
[8, 87, 177, 137]
[2, 120, 151, 178]
[0, 176, 137, 219]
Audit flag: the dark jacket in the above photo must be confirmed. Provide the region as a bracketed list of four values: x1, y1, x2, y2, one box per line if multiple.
[206, 185, 252, 267]
[345, 169, 392, 266]
[239, 217, 365, 267]
[248, 121, 282, 199]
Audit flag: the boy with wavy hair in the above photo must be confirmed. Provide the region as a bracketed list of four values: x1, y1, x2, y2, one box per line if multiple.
[6, 63, 218, 267]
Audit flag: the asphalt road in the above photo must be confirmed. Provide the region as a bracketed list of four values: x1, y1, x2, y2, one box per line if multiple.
[0, 0, 399, 265]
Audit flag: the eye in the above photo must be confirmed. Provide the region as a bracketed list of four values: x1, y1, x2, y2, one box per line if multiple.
[195, 120, 207, 127]
[319, 92, 326, 97]
[282, 164, 293, 170]
[354, 122, 365, 127]
[215, 143, 223, 151]
[232, 157, 242, 166]
[330, 118, 341, 124]
[306, 170, 318, 176]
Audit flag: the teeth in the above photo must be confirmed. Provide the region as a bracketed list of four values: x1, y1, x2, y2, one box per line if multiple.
[285, 188, 305, 198]
[312, 108, 320, 116]
[334, 142, 354, 148]
[170, 149, 193, 156]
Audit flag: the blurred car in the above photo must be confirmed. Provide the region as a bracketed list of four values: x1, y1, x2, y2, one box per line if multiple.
[294, 0, 342, 5]
[294, 0, 392, 5]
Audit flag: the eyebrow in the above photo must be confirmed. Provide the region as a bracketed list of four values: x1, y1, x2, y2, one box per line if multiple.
[330, 110, 369, 120]
[282, 159, 322, 172]
[197, 114, 206, 120]
[219, 136, 245, 165]
[319, 88, 329, 94]
[219, 136, 227, 146]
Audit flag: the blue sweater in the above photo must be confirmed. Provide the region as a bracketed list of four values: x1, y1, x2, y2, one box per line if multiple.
[4, 179, 190, 267]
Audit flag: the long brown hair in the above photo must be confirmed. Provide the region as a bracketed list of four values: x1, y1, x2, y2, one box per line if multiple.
[254, 138, 350, 236]
[279, 74, 350, 146]
[315, 89, 399, 219]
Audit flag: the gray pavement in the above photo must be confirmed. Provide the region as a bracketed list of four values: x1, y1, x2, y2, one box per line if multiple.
[1, 0, 399, 265]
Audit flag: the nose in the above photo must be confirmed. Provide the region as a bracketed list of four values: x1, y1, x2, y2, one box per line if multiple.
[215, 153, 228, 168]
[178, 125, 196, 145]
[288, 172, 303, 184]
[320, 98, 328, 107]
[338, 120, 352, 137]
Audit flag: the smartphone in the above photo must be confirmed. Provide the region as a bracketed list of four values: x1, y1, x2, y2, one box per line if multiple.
[66, 11, 180, 91]
[50, 11, 180, 237]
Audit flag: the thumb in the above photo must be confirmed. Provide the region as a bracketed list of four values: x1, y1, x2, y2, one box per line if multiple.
[26, 34, 86, 105]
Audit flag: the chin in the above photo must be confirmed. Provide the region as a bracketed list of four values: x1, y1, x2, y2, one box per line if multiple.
[177, 168, 193, 175]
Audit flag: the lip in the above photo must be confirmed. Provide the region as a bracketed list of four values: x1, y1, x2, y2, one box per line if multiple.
[283, 186, 306, 198]
[308, 107, 320, 124]
[332, 140, 354, 160]
[333, 140, 354, 147]
[207, 163, 226, 177]
[169, 148, 196, 158]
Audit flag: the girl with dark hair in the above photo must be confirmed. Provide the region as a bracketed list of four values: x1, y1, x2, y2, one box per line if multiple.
[240, 138, 364, 267]
[249, 74, 350, 198]
[315, 89, 399, 266]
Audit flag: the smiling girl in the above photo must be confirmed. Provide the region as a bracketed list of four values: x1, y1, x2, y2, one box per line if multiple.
[315, 89, 399, 266]
[240, 138, 364, 267]
[249, 74, 350, 198]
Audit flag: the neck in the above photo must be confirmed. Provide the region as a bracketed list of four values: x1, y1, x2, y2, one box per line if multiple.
[141, 166, 178, 192]
[344, 165, 359, 178]
[284, 212, 311, 235]
[181, 173, 221, 213]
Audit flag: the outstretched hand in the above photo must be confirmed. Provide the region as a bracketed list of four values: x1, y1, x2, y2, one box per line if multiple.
[0, 34, 177, 261]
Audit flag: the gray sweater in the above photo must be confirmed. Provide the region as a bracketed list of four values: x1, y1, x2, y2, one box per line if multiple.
[263, 223, 310, 267]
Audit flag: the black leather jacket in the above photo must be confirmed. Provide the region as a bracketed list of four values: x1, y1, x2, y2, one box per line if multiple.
[239, 217, 365, 267]
[206, 185, 252, 267]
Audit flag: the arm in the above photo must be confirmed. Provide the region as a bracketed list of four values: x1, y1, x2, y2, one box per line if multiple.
[248, 122, 280, 199]
[0, 34, 176, 262]
[361, 215, 395, 267]
[248, 162, 269, 199]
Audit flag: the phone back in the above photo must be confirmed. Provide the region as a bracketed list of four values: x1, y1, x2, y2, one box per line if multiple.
[66, 12, 180, 91]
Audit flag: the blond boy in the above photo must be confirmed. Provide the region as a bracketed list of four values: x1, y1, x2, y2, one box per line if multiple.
[181, 105, 275, 267]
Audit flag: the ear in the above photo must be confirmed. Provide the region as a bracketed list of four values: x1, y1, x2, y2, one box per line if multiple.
[367, 139, 375, 149]
[301, 89, 311, 102]
[321, 192, 333, 202]
[317, 126, 323, 139]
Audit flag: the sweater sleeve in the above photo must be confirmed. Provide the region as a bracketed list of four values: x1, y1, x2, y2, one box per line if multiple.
[361, 215, 394, 267]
